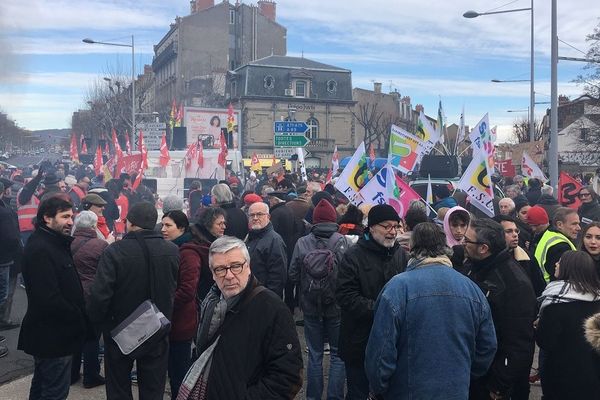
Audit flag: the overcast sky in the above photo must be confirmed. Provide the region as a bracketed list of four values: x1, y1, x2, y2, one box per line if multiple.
[1, 0, 598, 142]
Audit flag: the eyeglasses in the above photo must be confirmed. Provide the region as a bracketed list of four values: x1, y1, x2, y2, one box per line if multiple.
[464, 237, 486, 245]
[214, 220, 226, 227]
[248, 212, 268, 219]
[579, 192, 592, 198]
[504, 228, 520, 234]
[377, 223, 402, 232]
[211, 261, 246, 278]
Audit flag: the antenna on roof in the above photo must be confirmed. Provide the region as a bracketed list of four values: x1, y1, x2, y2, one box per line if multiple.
[301, 50, 304, 58]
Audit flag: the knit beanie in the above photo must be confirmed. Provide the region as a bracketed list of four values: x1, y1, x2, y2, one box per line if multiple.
[313, 199, 337, 224]
[368, 204, 400, 227]
[126, 202, 158, 230]
[311, 191, 335, 207]
[527, 205, 549, 225]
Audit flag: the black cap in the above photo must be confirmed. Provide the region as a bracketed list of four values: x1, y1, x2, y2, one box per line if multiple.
[126, 202, 158, 230]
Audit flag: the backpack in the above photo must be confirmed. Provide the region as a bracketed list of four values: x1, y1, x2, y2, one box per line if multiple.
[301, 232, 344, 307]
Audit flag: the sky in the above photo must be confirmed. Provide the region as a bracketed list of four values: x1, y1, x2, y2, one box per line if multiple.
[0, 0, 598, 143]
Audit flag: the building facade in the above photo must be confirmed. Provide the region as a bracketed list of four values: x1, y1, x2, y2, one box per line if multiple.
[227, 55, 356, 168]
[152, 0, 286, 120]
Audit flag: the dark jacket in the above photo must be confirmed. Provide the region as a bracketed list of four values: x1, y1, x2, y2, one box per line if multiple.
[0, 197, 23, 267]
[432, 196, 458, 212]
[220, 202, 248, 240]
[513, 246, 546, 298]
[246, 222, 288, 297]
[270, 201, 304, 262]
[462, 250, 537, 397]
[526, 187, 542, 206]
[87, 230, 179, 332]
[537, 194, 560, 223]
[579, 199, 600, 225]
[71, 228, 108, 298]
[289, 222, 348, 318]
[335, 234, 408, 365]
[188, 226, 215, 304]
[198, 277, 303, 399]
[18, 225, 87, 358]
[536, 300, 600, 400]
[515, 218, 533, 250]
[286, 198, 311, 221]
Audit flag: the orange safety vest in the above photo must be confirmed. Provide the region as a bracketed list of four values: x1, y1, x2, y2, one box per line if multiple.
[17, 192, 40, 232]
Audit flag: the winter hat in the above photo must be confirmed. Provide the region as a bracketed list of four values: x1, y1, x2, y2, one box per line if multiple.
[83, 193, 107, 206]
[127, 202, 158, 230]
[311, 191, 335, 207]
[244, 193, 263, 206]
[527, 205, 549, 225]
[368, 204, 400, 227]
[43, 173, 60, 186]
[313, 199, 337, 224]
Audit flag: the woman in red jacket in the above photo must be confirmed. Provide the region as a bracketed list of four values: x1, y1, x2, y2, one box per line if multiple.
[161, 210, 198, 400]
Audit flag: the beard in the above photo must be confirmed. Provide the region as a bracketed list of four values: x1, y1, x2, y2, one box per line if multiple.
[371, 229, 396, 248]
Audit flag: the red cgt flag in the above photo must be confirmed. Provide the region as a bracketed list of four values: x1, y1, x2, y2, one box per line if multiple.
[112, 129, 123, 161]
[138, 130, 148, 170]
[80, 134, 88, 154]
[218, 131, 228, 168]
[558, 172, 583, 210]
[159, 133, 170, 167]
[125, 131, 132, 155]
[94, 145, 103, 175]
[70, 133, 79, 162]
[197, 140, 204, 169]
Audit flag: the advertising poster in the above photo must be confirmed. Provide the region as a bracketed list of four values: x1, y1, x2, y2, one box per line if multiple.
[184, 107, 240, 150]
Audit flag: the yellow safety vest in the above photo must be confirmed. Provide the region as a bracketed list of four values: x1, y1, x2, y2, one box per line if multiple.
[534, 230, 576, 282]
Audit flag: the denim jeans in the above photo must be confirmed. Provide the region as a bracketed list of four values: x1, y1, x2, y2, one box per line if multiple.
[344, 363, 369, 400]
[304, 315, 345, 400]
[168, 340, 192, 400]
[29, 355, 72, 400]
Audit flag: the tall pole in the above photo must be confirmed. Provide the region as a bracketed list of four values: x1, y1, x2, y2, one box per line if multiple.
[529, 0, 535, 142]
[549, 0, 559, 193]
[131, 35, 136, 144]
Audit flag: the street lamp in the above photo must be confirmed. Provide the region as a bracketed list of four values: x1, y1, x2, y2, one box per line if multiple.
[491, 79, 530, 83]
[83, 36, 135, 142]
[464, 1, 535, 142]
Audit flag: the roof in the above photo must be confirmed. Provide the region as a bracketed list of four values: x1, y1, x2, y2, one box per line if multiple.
[243, 55, 349, 72]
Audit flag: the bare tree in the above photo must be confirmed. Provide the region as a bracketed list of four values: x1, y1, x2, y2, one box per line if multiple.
[511, 117, 546, 143]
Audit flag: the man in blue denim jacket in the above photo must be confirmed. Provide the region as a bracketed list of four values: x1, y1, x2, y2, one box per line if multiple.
[365, 223, 497, 399]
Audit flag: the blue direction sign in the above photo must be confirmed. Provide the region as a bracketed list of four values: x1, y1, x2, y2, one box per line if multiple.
[274, 121, 309, 134]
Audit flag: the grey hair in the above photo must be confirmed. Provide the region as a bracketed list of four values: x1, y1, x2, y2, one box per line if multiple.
[408, 199, 428, 214]
[499, 197, 515, 209]
[541, 185, 553, 196]
[72, 210, 105, 239]
[211, 183, 233, 204]
[208, 235, 251, 267]
[505, 184, 519, 194]
[162, 194, 184, 213]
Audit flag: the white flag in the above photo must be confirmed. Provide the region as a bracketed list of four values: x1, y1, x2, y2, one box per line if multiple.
[457, 154, 495, 217]
[331, 145, 339, 172]
[334, 142, 367, 206]
[297, 147, 307, 182]
[521, 151, 548, 182]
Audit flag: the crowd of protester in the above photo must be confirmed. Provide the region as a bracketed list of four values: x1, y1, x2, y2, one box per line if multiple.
[1, 158, 600, 400]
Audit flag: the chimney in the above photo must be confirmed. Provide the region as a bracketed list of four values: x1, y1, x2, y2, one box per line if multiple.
[257, 0, 276, 21]
[401, 96, 411, 105]
[415, 104, 424, 113]
[191, 0, 214, 14]
[144, 65, 153, 75]
[558, 95, 570, 105]
[373, 82, 382, 94]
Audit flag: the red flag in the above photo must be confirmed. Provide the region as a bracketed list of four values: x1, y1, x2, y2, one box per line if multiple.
[184, 142, 196, 171]
[197, 140, 204, 169]
[331, 145, 339, 172]
[325, 168, 333, 184]
[80, 134, 88, 154]
[70, 133, 79, 162]
[170, 98, 177, 128]
[125, 131, 132, 155]
[558, 172, 583, 209]
[369, 143, 376, 163]
[104, 139, 110, 156]
[112, 128, 123, 161]
[132, 169, 144, 191]
[94, 145, 103, 175]
[227, 103, 235, 133]
[251, 152, 260, 171]
[159, 133, 170, 167]
[218, 130, 228, 168]
[138, 130, 148, 170]
[272, 154, 277, 167]
[176, 103, 184, 127]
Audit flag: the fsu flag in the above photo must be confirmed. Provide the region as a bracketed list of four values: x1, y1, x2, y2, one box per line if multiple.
[197, 140, 204, 169]
[94, 145, 103, 175]
[138, 130, 148, 170]
[558, 172, 583, 210]
[70, 133, 79, 162]
[251, 152, 260, 171]
[112, 129, 123, 162]
[218, 131, 228, 168]
[159, 133, 170, 167]
[125, 131, 132, 155]
[80, 134, 88, 154]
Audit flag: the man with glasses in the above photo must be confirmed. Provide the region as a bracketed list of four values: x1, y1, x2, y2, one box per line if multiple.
[336, 204, 408, 400]
[461, 218, 536, 400]
[178, 236, 302, 399]
[246, 201, 288, 297]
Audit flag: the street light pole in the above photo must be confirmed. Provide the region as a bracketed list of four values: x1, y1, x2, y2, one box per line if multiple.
[549, 0, 559, 193]
[83, 36, 135, 145]
[464, 2, 535, 142]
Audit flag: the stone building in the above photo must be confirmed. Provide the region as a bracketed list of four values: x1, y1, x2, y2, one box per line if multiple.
[227, 55, 356, 168]
[152, 0, 286, 119]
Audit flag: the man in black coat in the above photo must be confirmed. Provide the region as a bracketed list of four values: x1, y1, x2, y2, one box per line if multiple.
[211, 183, 248, 240]
[246, 201, 288, 297]
[462, 218, 537, 400]
[87, 202, 179, 400]
[335, 204, 408, 400]
[18, 194, 87, 399]
[180, 236, 302, 399]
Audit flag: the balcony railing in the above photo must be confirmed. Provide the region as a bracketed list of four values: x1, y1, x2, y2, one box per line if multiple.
[305, 138, 335, 152]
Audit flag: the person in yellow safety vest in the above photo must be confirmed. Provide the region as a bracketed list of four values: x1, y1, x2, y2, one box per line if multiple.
[531, 206, 580, 283]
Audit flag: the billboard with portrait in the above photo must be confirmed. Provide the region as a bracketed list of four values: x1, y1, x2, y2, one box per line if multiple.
[184, 107, 240, 151]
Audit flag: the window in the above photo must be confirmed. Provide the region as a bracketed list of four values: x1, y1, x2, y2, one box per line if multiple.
[230, 60, 235, 70]
[306, 117, 319, 140]
[231, 81, 237, 97]
[264, 75, 274, 89]
[295, 80, 307, 98]
[229, 9, 235, 24]
[327, 79, 337, 94]
[580, 127, 589, 141]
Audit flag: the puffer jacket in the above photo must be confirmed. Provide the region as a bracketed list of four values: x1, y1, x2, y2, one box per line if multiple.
[335, 234, 408, 365]
[171, 232, 201, 342]
[71, 227, 108, 298]
[246, 222, 288, 297]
